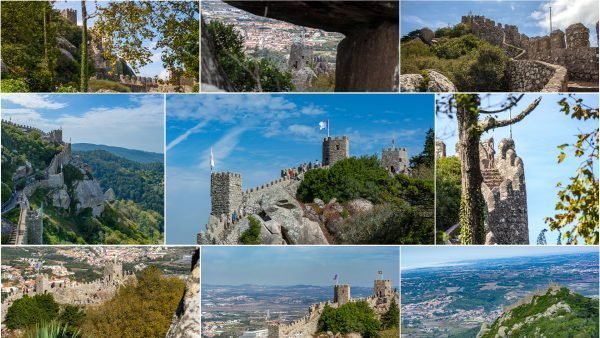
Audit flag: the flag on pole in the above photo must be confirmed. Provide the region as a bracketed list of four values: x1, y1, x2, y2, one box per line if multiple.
[210, 147, 215, 171]
[319, 120, 330, 137]
[391, 138, 395, 145]
[333, 273, 338, 281]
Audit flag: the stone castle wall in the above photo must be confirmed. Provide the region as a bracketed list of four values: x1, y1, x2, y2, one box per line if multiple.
[463, 15, 599, 83]
[48, 143, 72, 175]
[289, 41, 314, 70]
[60, 9, 77, 25]
[507, 60, 567, 92]
[334, 284, 351, 305]
[481, 138, 529, 244]
[322, 136, 349, 166]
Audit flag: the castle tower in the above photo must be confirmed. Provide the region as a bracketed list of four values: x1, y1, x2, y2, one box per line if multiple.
[480, 138, 529, 244]
[288, 37, 313, 71]
[104, 260, 124, 282]
[35, 274, 50, 294]
[381, 147, 408, 174]
[333, 284, 350, 306]
[373, 279, 392, 299]
[435, 139, 447, 159]
[210, 172, 243, 217]
[322, 136, 349, 166]
[60, 9, 77, 25]
[46, 129, 63, 145]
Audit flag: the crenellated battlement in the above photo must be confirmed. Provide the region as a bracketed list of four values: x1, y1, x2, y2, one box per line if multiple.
[322, 135, 349, 166]
[382, 147, 409, 174]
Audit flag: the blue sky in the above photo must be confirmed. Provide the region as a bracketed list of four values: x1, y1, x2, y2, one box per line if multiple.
[53, 1, 196, 79]
[202, 246, 400, 287]
[166, 94, 434, 244]
[402, 245, 599, 270]
[1, 94, 164, 153]
[402, 0, 599, 47]
[436, 93, 598, 244]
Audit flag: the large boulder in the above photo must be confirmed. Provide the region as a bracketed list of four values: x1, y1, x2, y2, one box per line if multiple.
[52, 188, 70, 210]
[165, 249, 200, 338]
[425, 69, 456, 92]
[419, 28, 435, 45]
[74, 179, 106, 216]
[292, 67, 318, 91]
[400, 70, 456, 92]
[201, 17, 234, 92]
[56, 36, 77, 54]
[104, 188, 116, 202]
[257, 187, 327, 244]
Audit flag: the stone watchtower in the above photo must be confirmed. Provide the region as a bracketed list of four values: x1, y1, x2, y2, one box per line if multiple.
[333, 284, 350, 306]
[373, 279, 392, 299]
[435, 139, 446, 159]
[381, 147, 408, 174]
[479, 138, 529, 244]
[60, 9, 77, 25]
[288, 40, 313, 71]
[45, 129, 63, 145]
[322, 136, 349, 166]
[35, 274, 50, 294]
[104, 260, 124, 282]
[210, 172, 243, 217]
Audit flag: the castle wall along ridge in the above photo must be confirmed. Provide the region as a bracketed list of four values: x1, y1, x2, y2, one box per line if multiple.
[202, 135, 411, 244]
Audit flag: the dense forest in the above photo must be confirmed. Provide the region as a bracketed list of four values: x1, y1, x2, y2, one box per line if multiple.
[1, 1, 199, 93]
[74, 149, 164, 214]
[72, 143, 163, 163]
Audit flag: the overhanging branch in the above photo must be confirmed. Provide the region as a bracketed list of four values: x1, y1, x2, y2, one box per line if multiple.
[479, 94, 525, 114]
[480, 96, 542, 132]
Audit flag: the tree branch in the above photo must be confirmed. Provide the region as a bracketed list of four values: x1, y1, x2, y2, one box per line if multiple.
[480, 96, 542, 132]
[479, 94, 525, 114]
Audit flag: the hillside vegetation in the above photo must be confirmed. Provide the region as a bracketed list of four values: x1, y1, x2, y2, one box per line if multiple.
[401, 23, 509, 92]
[1, 122, 163, 244]
[481, 286, 599, 338]
[74, 149, 164, 214]
[72, 143, 163, 163]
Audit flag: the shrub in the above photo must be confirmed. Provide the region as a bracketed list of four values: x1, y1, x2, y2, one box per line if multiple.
[239, 215, 262, 244]
[318, 301, 381, 337]
[1, 78, 29, 92]
[436, 157, 461, 232]
[88, 79, 132, 93]
[467, 46, 508, 91]
[5, 294, 60, 329]
[57, 85, 78, 93]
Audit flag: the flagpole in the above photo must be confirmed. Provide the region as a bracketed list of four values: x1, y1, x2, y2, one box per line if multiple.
[327, 119, 330, 137]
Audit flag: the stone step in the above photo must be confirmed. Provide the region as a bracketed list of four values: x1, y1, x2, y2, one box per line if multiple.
[568, 81, 599, 92]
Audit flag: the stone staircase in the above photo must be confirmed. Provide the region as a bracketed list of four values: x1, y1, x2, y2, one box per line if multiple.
[482, 168, 503, 189]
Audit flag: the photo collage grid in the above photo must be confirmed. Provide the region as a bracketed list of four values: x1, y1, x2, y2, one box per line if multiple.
[0, 1, 598, 337]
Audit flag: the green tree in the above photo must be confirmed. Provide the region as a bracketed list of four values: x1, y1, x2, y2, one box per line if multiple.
[435, 156, 461, 234]
[206, 20, 293, 92]
[545, 96, 599, 244]
[410, 128, 435, 169]
[5, 294, 60, 329]
[318, 301, 381, 337]
[381, 298, 400, 329]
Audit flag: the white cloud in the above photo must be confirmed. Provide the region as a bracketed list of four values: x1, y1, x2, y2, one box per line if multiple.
[166, 120, 209, 151]
[199, 126, 248, 170]
[531, 0, 599, 34]
[2, 95, 164, 153]
[300, 104, 325, 116]
[2, 94, 66, 110]
[287, 124, 320, 139]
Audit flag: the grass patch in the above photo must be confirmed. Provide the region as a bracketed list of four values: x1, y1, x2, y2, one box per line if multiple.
[88, 79, 132, 93]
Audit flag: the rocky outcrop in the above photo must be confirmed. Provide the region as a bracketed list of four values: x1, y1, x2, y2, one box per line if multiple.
[400, 70, 456, 92]
[165, 249, 200, 338]
[418, 28, 434, 45]
[74, 180, 106, 216]
[201, 17, 234, 92]
[257, 186, 328, 244]
[104, 188, 116, 202]
[291, 67, 318, 91]
[52, 188, 70, 209]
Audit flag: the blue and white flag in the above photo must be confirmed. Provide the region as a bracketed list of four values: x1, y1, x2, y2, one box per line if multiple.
[319, 120, 329, 130]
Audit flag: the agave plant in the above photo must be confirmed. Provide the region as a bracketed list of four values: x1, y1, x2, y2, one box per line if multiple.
[25, 321, 80, 338]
